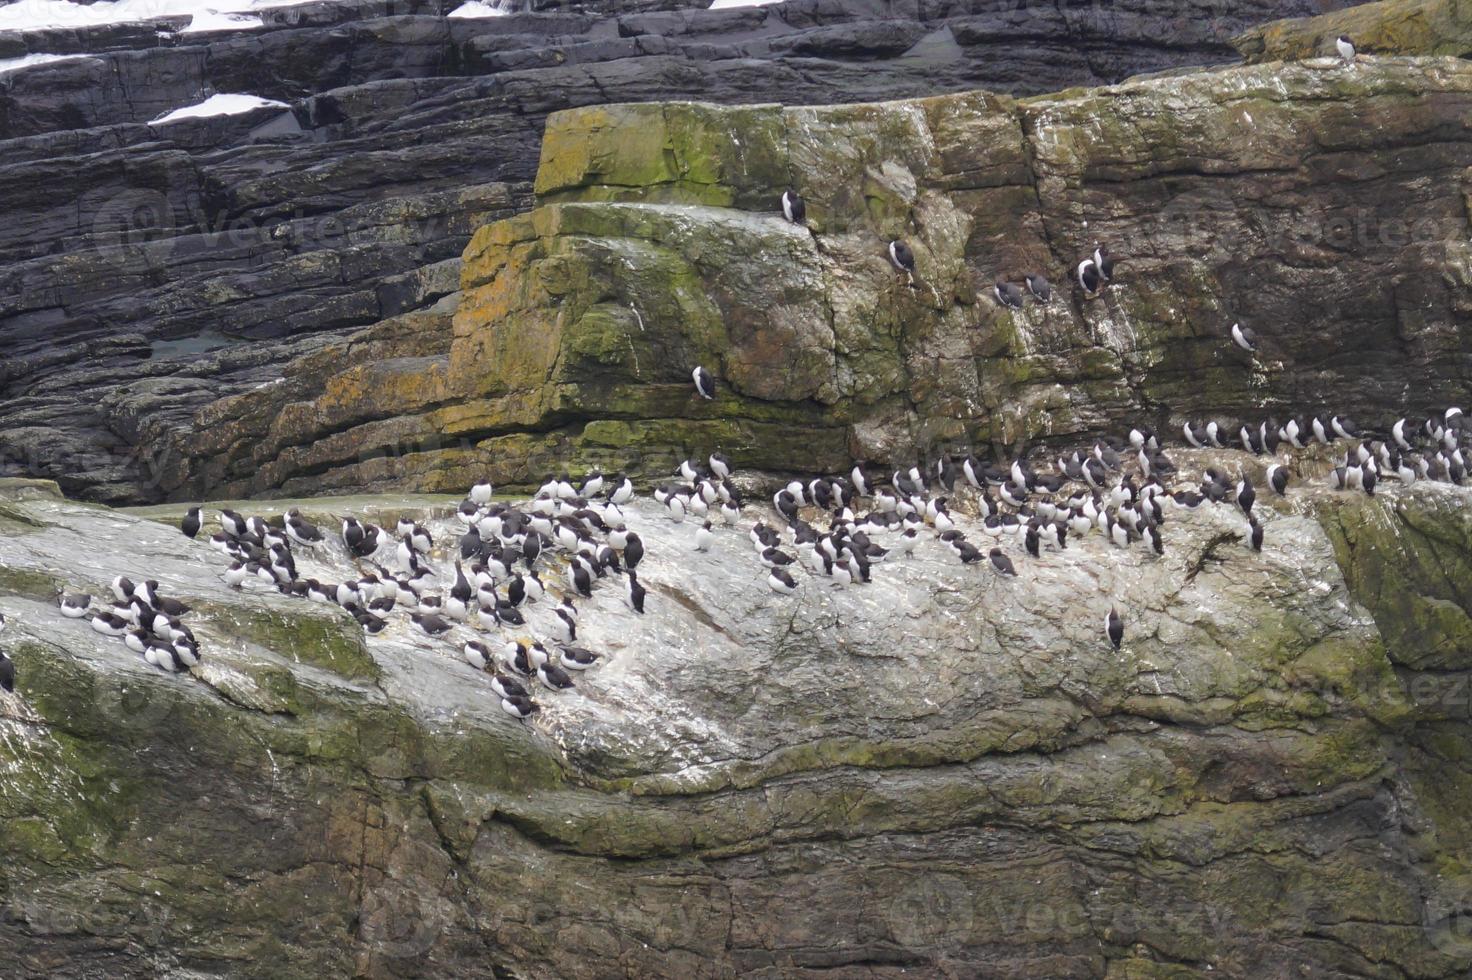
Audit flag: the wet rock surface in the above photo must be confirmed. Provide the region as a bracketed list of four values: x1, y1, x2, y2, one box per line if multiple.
[0, 0, 1362, 503]
[2, 462, 1472, 977]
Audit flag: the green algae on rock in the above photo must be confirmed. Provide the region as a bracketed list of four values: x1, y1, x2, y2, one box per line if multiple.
[3, 467, 1472, 976]
[160, 57, 1472, 500]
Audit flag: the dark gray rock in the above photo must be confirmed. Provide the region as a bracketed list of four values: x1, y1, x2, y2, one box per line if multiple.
[0, 0, 1360, 503]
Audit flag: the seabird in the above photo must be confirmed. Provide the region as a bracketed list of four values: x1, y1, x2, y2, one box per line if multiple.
[500, 695, 540, 719]
[994, 280, 1025, 310]
[692, 366, 716, 400]
[550, 607, 577, 643]
[470, 479, 494, 505]
[90, 611, 129, 636]
[781, 189, 806, 225]
[768, 567, 798, 595]
[1236, 476, 1256, 517]
[0, 649, 11, 693]
[1266, 464, 1289, 496]
[537, 662, 575, 692]
[1248, 519, 1264, 552]
[1106, 608, 1123, 650]
[624, 532, 644, 569]
[1231, 322, 1258, 353]
[1077, 259, 1103, 296]
[490, 673, 528, 700]
[286, 511, 324, 547]
[110, 575, 135, 602]
[559, 646, 600, 671]
[410, 612, 452, 637]
[888, 240, 917, 284]
[709, 452, 732, 480]
[608, 475, 634, 506]
[1331, 415, 1360, 440]
[1025, 274, 1052, 303]
[988, 548, 1017, 577]
[1337, 35, 1356, 63]
[567, 561, 593, 599]
[181, 507, 202, 539]
[624, 570, 646, 614]
[58, 593, 92, 618]
[694, 521, 714, 552]
[1093, 244, 1116, 282]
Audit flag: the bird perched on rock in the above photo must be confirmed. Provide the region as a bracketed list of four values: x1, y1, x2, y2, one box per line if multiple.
[1266, 464, 1289, 496]
[694, 521, 714, 552]
[1106, 607, 1124, 650]
[1076, 258, 1103, 297]
[692, 366, 716, 400]
[181, 507, 202, 539]
[1231, 322, 1258, 353]
[768, 567, 798, 595]
[888, 240, 917, 286]
[1093, 245, 1116, 283]
[994, 280, 1025, 310]
[781, 189, 806, 225]
[1, 649, 14, 693]
[988, 548, 1017, 577]
[1337, 35, 1356, 64]
[1025, 274, 1052, 303]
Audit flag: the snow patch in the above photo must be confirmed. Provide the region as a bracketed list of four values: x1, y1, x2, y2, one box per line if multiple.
[446, 1, 509, 18]
[182, 9, 264, 32]
[150, 92, 289, 125]
[0, 52, 88, 75]
[0, 0, 315, 33]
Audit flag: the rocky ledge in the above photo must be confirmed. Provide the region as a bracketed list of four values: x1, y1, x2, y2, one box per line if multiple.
[0, 0, 1362, 503]
[166, 54, 1472, 499]
[1, 453, 1472, 977]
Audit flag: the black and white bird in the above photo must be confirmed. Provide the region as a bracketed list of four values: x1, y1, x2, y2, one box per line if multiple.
[0, 648, 11, 693]
[1025, 274, 1052, 303]
[694, 521, 715, 552]
[988, 548, 1017, 577]
[624, 570, 646, 614]
[1266, 464, 1289, 496]
[1077, 258, 1103, 296]
[887, 240, 917, 284]
[58, 593, 92, 619]
[559, 646, 600, 671]
[1106, 608, 1124, 650]
[1236, 475, 1256, 517]
[537, 662, 575, 692]
[1336, 35, 1356, 63]
[500, 695, 540, 720]
[1231, 322, 1258, 353]
[181, 507, 202, 539]
[768, 567, 798, 595]
[1093, 245, 1115, 282]
[781, 189, 806, 225]
[994, 280, 1025, 310]
[692, 366, 716, 400]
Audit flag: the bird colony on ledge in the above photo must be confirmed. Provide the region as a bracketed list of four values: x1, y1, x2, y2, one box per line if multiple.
[18, 401, 1469, 722]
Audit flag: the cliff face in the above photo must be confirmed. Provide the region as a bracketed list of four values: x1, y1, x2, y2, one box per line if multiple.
[170, 55, 1472, 499]
[1, 464, 1471, 978]
[1236, 0, 1472, 62]
[0, 0, 1361, 503]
